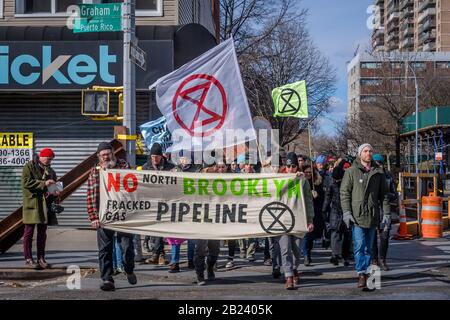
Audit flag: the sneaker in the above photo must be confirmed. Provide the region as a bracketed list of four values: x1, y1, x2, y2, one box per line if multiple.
[168, 263, 180, 273]
[193, 274, 206, 286]
[187, 260, 195, 269]
[126, 273, 137, 285]
[293, 269, 300, 286]
[304, 256, 312, 267]
[144, 255, 159, 265]
[100, 280, 115, 291]
[272, 268, 281, 279]
[38, 259, 51, 269]
[239, 251, 246, 259]
[372, 259, 379, 267]
[263, 259, 272, 266]
[158, 255, 168, 266]
[25, 260, 42, 270]
[225, 260, 235, 269]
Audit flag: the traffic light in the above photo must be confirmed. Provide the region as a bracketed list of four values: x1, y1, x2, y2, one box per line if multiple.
[81, 90, 110, 116]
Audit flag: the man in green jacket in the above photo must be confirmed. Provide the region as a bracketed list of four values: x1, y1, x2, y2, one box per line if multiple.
[21, 148, 59, 270]
[340, 143, 390, 289]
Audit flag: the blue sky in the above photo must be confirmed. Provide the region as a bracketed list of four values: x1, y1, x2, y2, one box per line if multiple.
[301, 0, 373, 135]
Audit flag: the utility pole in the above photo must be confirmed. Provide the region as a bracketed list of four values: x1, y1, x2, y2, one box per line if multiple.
[122, 0, 136, 167]
[406, 62, 419, 174]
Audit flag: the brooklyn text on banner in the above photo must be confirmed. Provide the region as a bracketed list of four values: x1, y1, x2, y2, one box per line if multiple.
[99, 170, 314, 239]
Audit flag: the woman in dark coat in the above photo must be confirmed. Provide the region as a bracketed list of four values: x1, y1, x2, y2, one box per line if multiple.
[21, 148, 59, 269]
[301, 164, 325, 266]
[322, 163, 352, 266]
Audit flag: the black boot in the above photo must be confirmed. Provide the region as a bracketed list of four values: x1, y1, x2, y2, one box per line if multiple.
[329, 256, 339, 266]
[380, 259, 390, 271]
[207, 261, 216, 281]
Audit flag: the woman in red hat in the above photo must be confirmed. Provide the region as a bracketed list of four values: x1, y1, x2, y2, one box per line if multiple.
[21, 148, 59, 269]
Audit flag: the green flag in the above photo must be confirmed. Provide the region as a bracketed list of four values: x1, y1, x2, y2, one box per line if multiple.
[272, 80, 308, 118]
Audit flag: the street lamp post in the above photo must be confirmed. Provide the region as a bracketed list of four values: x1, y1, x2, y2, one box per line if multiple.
[407, 62, 419, 174]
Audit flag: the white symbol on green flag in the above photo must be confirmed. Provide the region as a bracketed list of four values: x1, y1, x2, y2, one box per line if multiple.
[272, 80, 308, 118]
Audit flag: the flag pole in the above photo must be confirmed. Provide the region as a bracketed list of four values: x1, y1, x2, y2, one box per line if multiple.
[308, 120, 316, 192]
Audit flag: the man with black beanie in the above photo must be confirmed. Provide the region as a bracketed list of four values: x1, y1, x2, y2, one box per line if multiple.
[142, 143, 174, 265]
[87, 142, 137, 291]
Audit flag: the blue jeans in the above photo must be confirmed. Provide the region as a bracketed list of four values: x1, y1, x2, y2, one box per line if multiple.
[302, 232, 315, 257]
[112, 233, 123, 270]
[352, 226, 376, 274]
[170, 244, 181, 265]
[188, 240, 195, 262]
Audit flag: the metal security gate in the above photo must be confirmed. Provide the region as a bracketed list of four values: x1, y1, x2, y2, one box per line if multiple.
[0, 91, 151, 227]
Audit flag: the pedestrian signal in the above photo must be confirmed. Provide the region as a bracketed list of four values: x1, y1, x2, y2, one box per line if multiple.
[82, 90, 110, 116]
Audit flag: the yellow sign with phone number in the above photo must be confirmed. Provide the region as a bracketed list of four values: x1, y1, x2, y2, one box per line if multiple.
[0, 133, 33, 149]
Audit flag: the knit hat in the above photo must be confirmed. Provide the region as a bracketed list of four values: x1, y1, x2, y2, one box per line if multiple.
[150, 143, 163, 156]
[39, 148, 55, 158]
[316, 155, 327, 165]
[286, 152, 298, 166]
[358, 143, 373, 157]
[97, 142, 113, 153]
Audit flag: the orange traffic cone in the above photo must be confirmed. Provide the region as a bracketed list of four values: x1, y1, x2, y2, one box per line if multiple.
[393, 203, 413, 240]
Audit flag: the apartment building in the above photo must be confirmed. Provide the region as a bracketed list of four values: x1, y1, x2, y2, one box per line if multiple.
[0, 0, 220, 226]
[372, 0, 450, 52]
[347, 52, 450, 117]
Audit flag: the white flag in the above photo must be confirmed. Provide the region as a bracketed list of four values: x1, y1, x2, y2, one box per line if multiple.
[149, 38, 257, 151]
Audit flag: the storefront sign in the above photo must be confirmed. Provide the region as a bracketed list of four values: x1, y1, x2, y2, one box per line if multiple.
[0, 40, 172, 90]
[0, 132, 33, 166]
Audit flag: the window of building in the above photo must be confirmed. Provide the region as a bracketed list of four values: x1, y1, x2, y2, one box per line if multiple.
[360, 96, 377, 103]
[0, 0, 3, 18]
[102, 0, 162, 16]
[361, 62, 382, 69]
[391, 62, 403, 69]
[411, 62, 426, 70]
[16, 0, 163, 17]
[436, 62, 450, 69]
[361, 79, 382, 86]
[15, 0, 93, 16]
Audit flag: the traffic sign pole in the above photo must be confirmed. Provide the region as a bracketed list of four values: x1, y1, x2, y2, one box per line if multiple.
[123, 0, 136, 167]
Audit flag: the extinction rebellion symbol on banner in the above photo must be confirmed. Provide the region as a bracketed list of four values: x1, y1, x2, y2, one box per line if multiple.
[259, 202, 295, 234]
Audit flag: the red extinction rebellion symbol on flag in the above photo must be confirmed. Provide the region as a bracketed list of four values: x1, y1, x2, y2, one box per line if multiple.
[172, 74, 228, 137]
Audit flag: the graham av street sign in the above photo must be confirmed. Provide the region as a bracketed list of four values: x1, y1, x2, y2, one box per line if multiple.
[73, 3, 122, 33]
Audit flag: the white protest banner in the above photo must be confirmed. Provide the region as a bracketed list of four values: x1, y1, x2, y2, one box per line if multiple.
[99, 170, 313, 239]
[149, 37, 257, 151]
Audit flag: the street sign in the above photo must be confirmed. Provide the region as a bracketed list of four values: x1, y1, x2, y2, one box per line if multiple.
[73, 3, 122, 33]
[130, 41, 147, 71]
